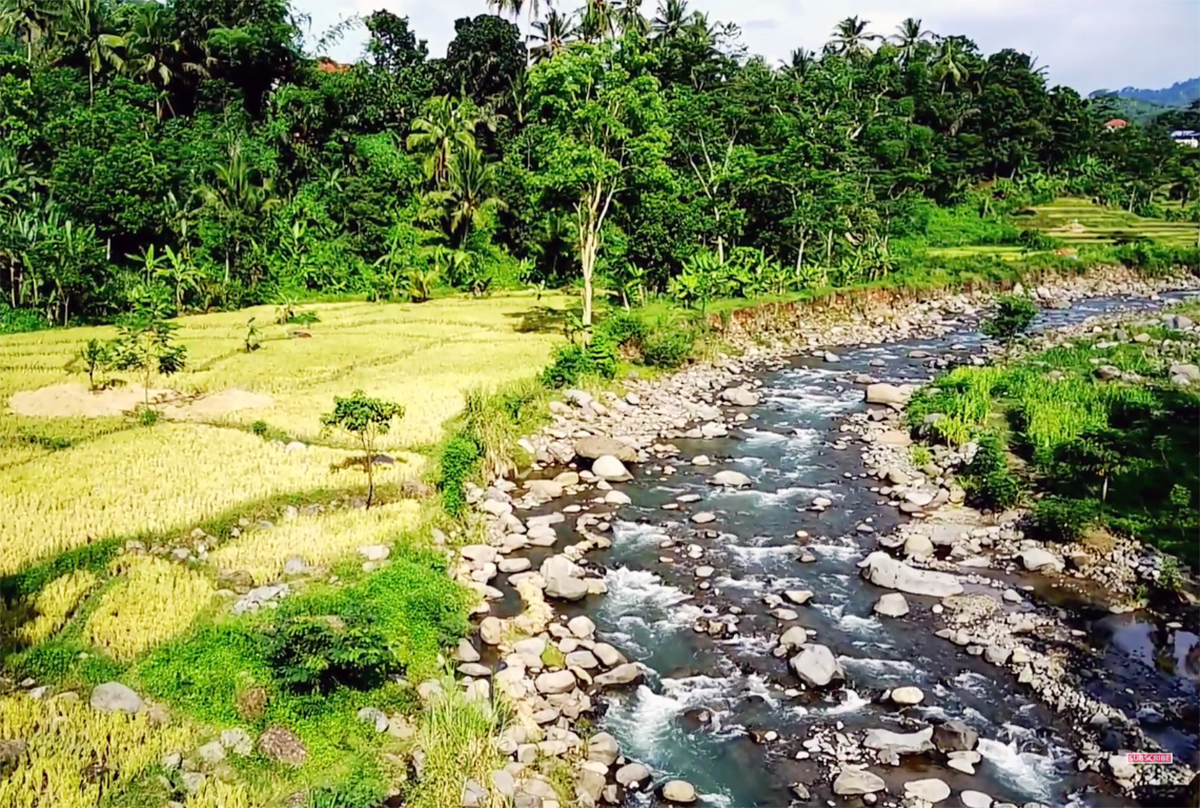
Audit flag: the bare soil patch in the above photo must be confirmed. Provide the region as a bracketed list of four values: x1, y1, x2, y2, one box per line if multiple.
[8, 383, 273, 419]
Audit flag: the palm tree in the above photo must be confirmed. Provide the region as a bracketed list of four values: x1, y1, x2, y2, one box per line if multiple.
[783, 47, 817, 79]
[198, 141, 279, 283]
[406, 96, 484, 186]
[828, 15, 878, 60]
[615, 0, 648, 36]
[650, 0, 689, 45]
[890, 17, 930, 65]
[529, 9, 576, 62]
[580, 0, 616, 42]
[933, 37, 968, 93]
[434, 146, 506, 246]
[55, 0, 126, 101]
[119, 2, 208, 118]
[0, 0, 59, 61]
[488, 0, 541, 25]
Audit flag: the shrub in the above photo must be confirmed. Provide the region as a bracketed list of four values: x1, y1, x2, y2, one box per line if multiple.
[250, 420, 269, 438]
[320, 391, 405, 508]
[1032, 497, 1101, 542]
[964, 432, 1022, 509]
[639, 327, 692, 368]
[593, 311, 647, 348]
[438, 432, 481, 517]
[540, 340, 619, 388]
[77, 339, 111, 391]
[137, 407, 160, 427]
[262, 615, 393, 695]
[982, 294, 1038, 343]
[0, 302, 49, 334]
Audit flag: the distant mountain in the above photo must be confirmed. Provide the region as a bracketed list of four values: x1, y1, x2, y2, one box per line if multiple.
[1090, 77, 1200, 109]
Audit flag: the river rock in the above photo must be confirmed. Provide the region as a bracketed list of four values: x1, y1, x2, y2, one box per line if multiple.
[933, 720, 978, 752]
[710, 470, 752, 488]
[594, 663, 643, 688]
[859, 552, 963, 597]
[480, 617, 504, 646]
[874, 593, 910, 617]
[662, 780, 697, 803]
[526, 479, 564, 500]
[721, 386, 761, 406]
[866, 383, 912, 406]
[541, 555, 590, 601]
[904, 778, 951, 804]
[604, 490, 632, 505]
[1018, 548, 1064, 573]
[832, 768, 886, 795]
[586, 732, 619, 766]
[691, 512, 716, 524]
[535, 671, 576, 695]
[890, 686, 924, 705]
[864, 726, 934, 756]
[788, 644, 845, 687]
[568, 615, 596, 639]
[575, 437, 636, 462]
[961, 791, 993, 808]
[592, 455, 632, 482]
[903, 534, 935, 558]
[785, 590, 814, 605]
[616, 762, 651, 787]
[90, 682, 142, 714]
[779, 626, 809, 649]
[594, 643, 627, 668]
[1170, 363, 1200, 382]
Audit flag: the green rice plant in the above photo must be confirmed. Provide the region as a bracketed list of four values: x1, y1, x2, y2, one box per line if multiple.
[407, 683, 509, 808]
[908, 444, 933, 467]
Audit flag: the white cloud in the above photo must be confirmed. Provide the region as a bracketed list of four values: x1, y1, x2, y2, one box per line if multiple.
[302, 0, 1200, 92]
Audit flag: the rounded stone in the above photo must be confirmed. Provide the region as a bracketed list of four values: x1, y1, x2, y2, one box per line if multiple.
[662, 780, 697, 803]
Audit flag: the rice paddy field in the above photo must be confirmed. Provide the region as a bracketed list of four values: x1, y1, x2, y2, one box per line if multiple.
[0, 292, 566, 807]
[1021, 197, 1198, 248]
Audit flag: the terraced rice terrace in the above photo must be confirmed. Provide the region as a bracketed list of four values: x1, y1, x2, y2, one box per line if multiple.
[1022, 197, 1199, 247]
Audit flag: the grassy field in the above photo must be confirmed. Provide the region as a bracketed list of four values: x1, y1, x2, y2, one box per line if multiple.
[909, 302, 1200, 562]
[0, 292, 566, 807]
[1019, 197, 1198, 248]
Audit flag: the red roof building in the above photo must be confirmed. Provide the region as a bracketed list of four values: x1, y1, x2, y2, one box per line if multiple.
[1103, 118, 1128, 130]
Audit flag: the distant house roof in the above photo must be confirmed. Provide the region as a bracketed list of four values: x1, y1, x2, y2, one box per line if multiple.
[316, 58, 351, 74]
[1104, 118, 1128, 129]
[1171, 130, 1200, 138]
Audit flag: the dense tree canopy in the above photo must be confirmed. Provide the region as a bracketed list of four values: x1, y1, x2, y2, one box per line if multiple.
[0, 0, 1195, 325]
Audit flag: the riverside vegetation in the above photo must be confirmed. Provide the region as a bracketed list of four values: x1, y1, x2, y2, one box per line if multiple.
[0, 1, 1198, 807]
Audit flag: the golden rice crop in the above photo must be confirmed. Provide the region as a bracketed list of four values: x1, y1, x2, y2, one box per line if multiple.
[0, 423, 369, 576]
[211, 500, 422, 583]
[0, 692, 236, 808]
[86, 556, 215, 661]
[7, 570, 98, 646]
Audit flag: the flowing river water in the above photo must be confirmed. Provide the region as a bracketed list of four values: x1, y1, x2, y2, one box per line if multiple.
[509, 293, 1200, 808]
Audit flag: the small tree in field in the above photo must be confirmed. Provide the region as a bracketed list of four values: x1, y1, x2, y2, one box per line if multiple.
[983, 294, 1038, 343]
[321, 391, 405, 508]
[77, 338, 111, 391]
[110, 301, 187, 408]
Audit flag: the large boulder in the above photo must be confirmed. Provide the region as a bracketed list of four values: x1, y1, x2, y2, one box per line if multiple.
[721, 386, 761, 407]
[535, 670, 577, 695]
[1018, 548, 1064, 573]
[541, 555, 590, 601]
[905, 779, 951, 804]
[575, 437, 636, 463]
[866, 383, 913, 407]
[859, 552, 963, 597]
[594, 663, 643, 688]
[90, 682, 143, 714]
[863, 726, 934, 756]
[832, 769, 886, 796]
[616, 762, 651, 787]
[874, 593, 910, 617]
[788, 644, 845, 688]
[933, 720, 979, 752]
[526, 479, 564, 500]
[592, 455, 633, 482]
[709, 470, 752, 488]
[661, 780, 697, 804]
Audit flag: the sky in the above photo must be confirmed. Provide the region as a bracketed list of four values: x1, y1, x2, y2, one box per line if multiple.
[299, 0, 1200, 94]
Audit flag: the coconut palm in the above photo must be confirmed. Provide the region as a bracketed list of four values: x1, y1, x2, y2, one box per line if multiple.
[828, 15, 878, 60]
[55, 0, 126, 101]
[528, 9, 576, 62]
[488, 0, 541, 25]
[890, 17, 930, 65]
[614, 0, 648, 36]
[783, 46, 817, 79]
[580, 0, 616, 42]
[933, 37, 968, 92]
[406, 96, 485, 186]
[650, 0, 689, 45]
[437, 146, 506, 246]
[119, 2, 208, 118]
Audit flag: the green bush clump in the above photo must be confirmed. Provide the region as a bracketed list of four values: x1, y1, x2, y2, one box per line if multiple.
[0, 302, 50, 334]
[1032, 497, 1100, 542]
[593, 311, 647, 348]
[437, 432, 481, 517]
[640, 326, 695, 368]
[540, 339, 619, 388]
[263, 615, 392, 695]
[982, 294, 1038, 342]
[964, 432, 1023, 510]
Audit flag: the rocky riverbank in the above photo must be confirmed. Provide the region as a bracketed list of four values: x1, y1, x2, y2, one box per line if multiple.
[449, 268, 1199, 808]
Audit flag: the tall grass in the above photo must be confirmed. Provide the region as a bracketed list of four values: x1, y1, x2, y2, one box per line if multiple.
[408, 683, 509, 808]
